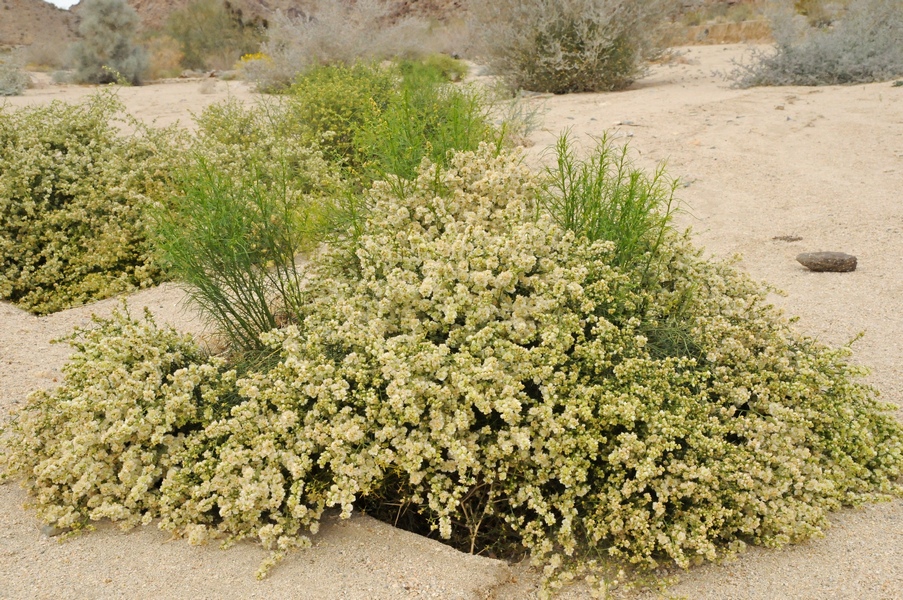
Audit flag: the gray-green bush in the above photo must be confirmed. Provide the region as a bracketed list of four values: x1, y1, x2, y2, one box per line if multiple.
[734, 0, 903, 87]
[0, 93, 177, 314]
[68, 0, 148, 85]
[0, 51, 29, 96]
[469, 0, 673, 93]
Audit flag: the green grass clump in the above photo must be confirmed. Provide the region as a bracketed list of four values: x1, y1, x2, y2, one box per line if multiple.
[542, 132, 678, 271]
[0, 93, 177, 314]
[4, 144, 901, 591]
[154, 98, 345, 355]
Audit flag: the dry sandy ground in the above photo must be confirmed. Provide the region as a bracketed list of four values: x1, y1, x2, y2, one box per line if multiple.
[1, 45, 902, 599]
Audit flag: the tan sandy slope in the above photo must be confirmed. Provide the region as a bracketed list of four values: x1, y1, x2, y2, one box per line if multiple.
[1, 45, 901, 599]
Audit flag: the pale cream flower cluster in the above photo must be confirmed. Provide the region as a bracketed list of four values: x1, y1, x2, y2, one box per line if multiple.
[3, 145, 901, 586]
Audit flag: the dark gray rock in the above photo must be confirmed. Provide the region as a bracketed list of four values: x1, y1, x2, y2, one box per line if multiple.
[796, 252, 857, 272]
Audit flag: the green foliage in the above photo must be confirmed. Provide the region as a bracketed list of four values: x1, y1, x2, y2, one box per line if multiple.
[417, 53, 470, 82]
[0, 93, 177, 314]
[541, 133, 686, 360]
[0, 51, 29, 96]
[734, 0, 903, 86]
[285, 63, 395, 170]
[68, 0, 148, 85]
[286, 62, 499, 190]
[4, 146, 901, 587]
[165, 0, 266, 71]
[469, 0, 673, 93]
[541, 132, 678, 270]
[358, 62, 498, 186]
[153, 98, 344, 354]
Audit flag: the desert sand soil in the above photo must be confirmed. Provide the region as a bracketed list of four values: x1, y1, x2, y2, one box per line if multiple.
[2, 46, 902, 599]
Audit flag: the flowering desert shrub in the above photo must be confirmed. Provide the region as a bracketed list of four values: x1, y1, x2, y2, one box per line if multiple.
[0, 306, 227, 531]
[0, 93, 178, 314]
[3, 144, 901, 588]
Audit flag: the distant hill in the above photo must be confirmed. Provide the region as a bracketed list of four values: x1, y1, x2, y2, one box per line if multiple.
[70, 0, 465, 31]
[0, 0, 78, 48]
[3, 0, 755, 58]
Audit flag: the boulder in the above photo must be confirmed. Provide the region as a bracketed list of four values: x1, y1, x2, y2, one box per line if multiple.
[796, 251, 857, 272]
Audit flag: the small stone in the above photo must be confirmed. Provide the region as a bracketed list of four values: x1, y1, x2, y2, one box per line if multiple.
[796, 251, 857, 272]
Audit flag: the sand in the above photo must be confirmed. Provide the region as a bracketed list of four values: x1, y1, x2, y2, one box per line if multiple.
[1, 46, 901, 599]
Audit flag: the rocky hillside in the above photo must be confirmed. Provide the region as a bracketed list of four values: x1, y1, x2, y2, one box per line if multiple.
[2, 0, 760, 56]
[0, 0, 78, 49]
[76, 0, 465, 31]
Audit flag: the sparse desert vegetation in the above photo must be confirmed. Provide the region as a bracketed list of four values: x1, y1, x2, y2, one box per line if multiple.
[1, 1, 903, 598]
[0, 49, 29, 95]
[733, 0, 903, 86]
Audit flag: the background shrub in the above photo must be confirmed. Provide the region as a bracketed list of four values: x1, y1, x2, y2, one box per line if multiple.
[285, 61, 499, 190]
[68, 0, 148, 85]
[251, 0, 434, 91]
[469, 0, 673, 93]
[22, 39, 70, 71]
[164, 0, 266, 71]
[0, 50, 29, 96]
[0, 93, 177, 314]
[141, 34, 185, 80]
[733, 0, 903, 86]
